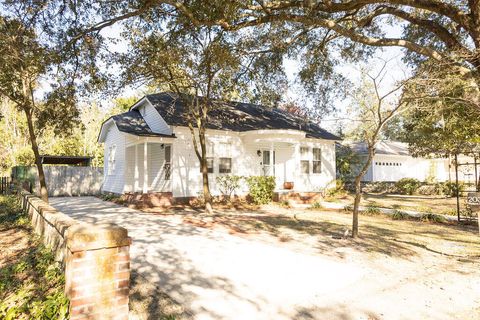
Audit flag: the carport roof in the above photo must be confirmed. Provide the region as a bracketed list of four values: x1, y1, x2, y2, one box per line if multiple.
[40, 155, 92, 166]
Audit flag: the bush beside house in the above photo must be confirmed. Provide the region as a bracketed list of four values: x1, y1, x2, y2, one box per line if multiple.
[245, 176, 276, 204]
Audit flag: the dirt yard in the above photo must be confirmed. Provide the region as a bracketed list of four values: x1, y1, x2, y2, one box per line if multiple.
[88, 195, 480, 319]
[0, 196, 68, 319]
[326, 192, 464, 215]
[176, 205, 480, 319]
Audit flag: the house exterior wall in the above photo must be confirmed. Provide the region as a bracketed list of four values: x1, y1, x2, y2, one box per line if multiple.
[101, 125, 337, 197]
[102, 123, 126, 194]
[169, 127, 336, 198]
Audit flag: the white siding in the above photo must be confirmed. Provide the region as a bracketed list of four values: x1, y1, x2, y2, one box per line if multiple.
[102, 124, 126, 194]
[363, 155, 456, 182]
[169, 127, 337, 197]
[103, 109, 338, 196]
[138, 101, 172, 135]
[294, 141, 336, 192]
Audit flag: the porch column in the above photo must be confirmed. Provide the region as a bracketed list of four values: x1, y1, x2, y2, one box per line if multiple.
[143, 141, 148, 193]
[270, 142, 274, 176]
[294, 143, 300, 177]
[134, 144, 139, 192]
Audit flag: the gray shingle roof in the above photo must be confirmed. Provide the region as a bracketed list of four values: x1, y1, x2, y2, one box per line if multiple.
[349, 141, 410, 156]
[111, 110, 174, 137]
[143, 92, 340, 140]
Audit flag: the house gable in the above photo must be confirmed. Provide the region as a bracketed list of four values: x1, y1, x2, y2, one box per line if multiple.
[130, 97, 172, 135]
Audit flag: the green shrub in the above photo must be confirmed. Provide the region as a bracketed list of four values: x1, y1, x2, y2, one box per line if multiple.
[100, 193, 121, 202]
[420, 213, 447, 223]
[325, 179, 346, 197]
[417, 184, 441, 196]
[216, 175, 242, 201]
[395, 178, 421, 195]
[362, 181, 397, 193]
[363, 205, 381, 216]
[391, 209, 409, 220]
[245, 176, 276, 204]
[280, 200, 291, 208]
[439, 181, 465, 197]
[310, 201, 323, 209]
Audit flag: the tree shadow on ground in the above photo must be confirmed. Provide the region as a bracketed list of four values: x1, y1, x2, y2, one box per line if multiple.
[129, 270, 192, 320]
[179, 206, 480, 261]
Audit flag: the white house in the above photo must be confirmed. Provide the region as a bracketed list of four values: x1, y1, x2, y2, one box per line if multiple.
[98, 92, 341, 200]
[350, 141, 477, 183]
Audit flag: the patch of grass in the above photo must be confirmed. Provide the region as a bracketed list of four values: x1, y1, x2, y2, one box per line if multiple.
[420, 213, 447, 223]
[363, 206, 381, 216]
[440, 208, 457, 216]
[0, 196, 69, 320]
[416, 206, 433, 213]
[343, 204, 353, 212]
[0, 196, 28, 228]
[279, 200, 291, 208]
[392, 210, 410, 220]
[310, 201, 323, 210]
[99, 193, 122, 202]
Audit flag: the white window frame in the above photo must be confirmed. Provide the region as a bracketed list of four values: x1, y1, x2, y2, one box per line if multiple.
[300, 146, 310, 174]
[312, 147, 322, 174]
[219, 157, 232, 174]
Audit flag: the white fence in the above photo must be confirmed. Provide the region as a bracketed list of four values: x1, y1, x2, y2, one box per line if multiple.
[12, 166, 104, 196]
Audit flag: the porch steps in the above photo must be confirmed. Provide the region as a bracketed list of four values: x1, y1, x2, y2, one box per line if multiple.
[274, 191, 323, 204]
[121, 192, 173, 209]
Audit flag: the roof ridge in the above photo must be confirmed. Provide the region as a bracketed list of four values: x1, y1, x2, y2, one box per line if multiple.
[142, 92, 341, 140]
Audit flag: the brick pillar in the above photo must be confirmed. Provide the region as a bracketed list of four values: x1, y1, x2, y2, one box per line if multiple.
[65, 223, 132, 320]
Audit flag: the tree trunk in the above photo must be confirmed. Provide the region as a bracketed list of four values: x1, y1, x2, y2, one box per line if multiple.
[198, 127, 213, 214]
[352, 175, 362, 238]
[454, 153, 460, 222]
[475, 154, 479, 191]
[23, 107, 48, 203]
[352, 147, 375, 238]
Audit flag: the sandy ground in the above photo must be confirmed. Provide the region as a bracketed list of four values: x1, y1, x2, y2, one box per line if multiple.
[0, 226, 30, 268]
[50, 197, 480, 320]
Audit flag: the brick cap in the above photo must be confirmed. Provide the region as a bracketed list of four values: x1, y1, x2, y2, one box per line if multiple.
[66, 223, 131, 252]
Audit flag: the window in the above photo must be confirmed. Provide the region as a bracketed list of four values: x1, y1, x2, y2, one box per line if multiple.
[300, 146, 309, 174]
[200, 157, 214, 173]
[219, 158, 232, 174]
[312, 148, 322, 173]
[300, 147, 309, 157]
[301, 160, 309, 174]
[108, 145, 116, 175]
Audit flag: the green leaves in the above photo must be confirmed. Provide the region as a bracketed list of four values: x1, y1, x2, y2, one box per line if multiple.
[245, 176, 276, 205]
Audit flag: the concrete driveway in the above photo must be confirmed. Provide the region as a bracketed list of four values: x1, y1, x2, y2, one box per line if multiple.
[50, 197, 368, 320]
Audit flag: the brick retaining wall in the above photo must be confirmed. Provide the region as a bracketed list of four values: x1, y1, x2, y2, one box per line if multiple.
[20, 191, 131, 319]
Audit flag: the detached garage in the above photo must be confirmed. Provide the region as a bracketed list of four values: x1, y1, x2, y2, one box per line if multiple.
[349, 141, 449, 182]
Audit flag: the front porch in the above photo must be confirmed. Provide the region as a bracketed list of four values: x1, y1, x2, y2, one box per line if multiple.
[123, 136, 174, 194]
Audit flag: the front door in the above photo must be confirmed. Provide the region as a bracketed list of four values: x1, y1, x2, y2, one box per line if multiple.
[262, 150, 275, 176]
